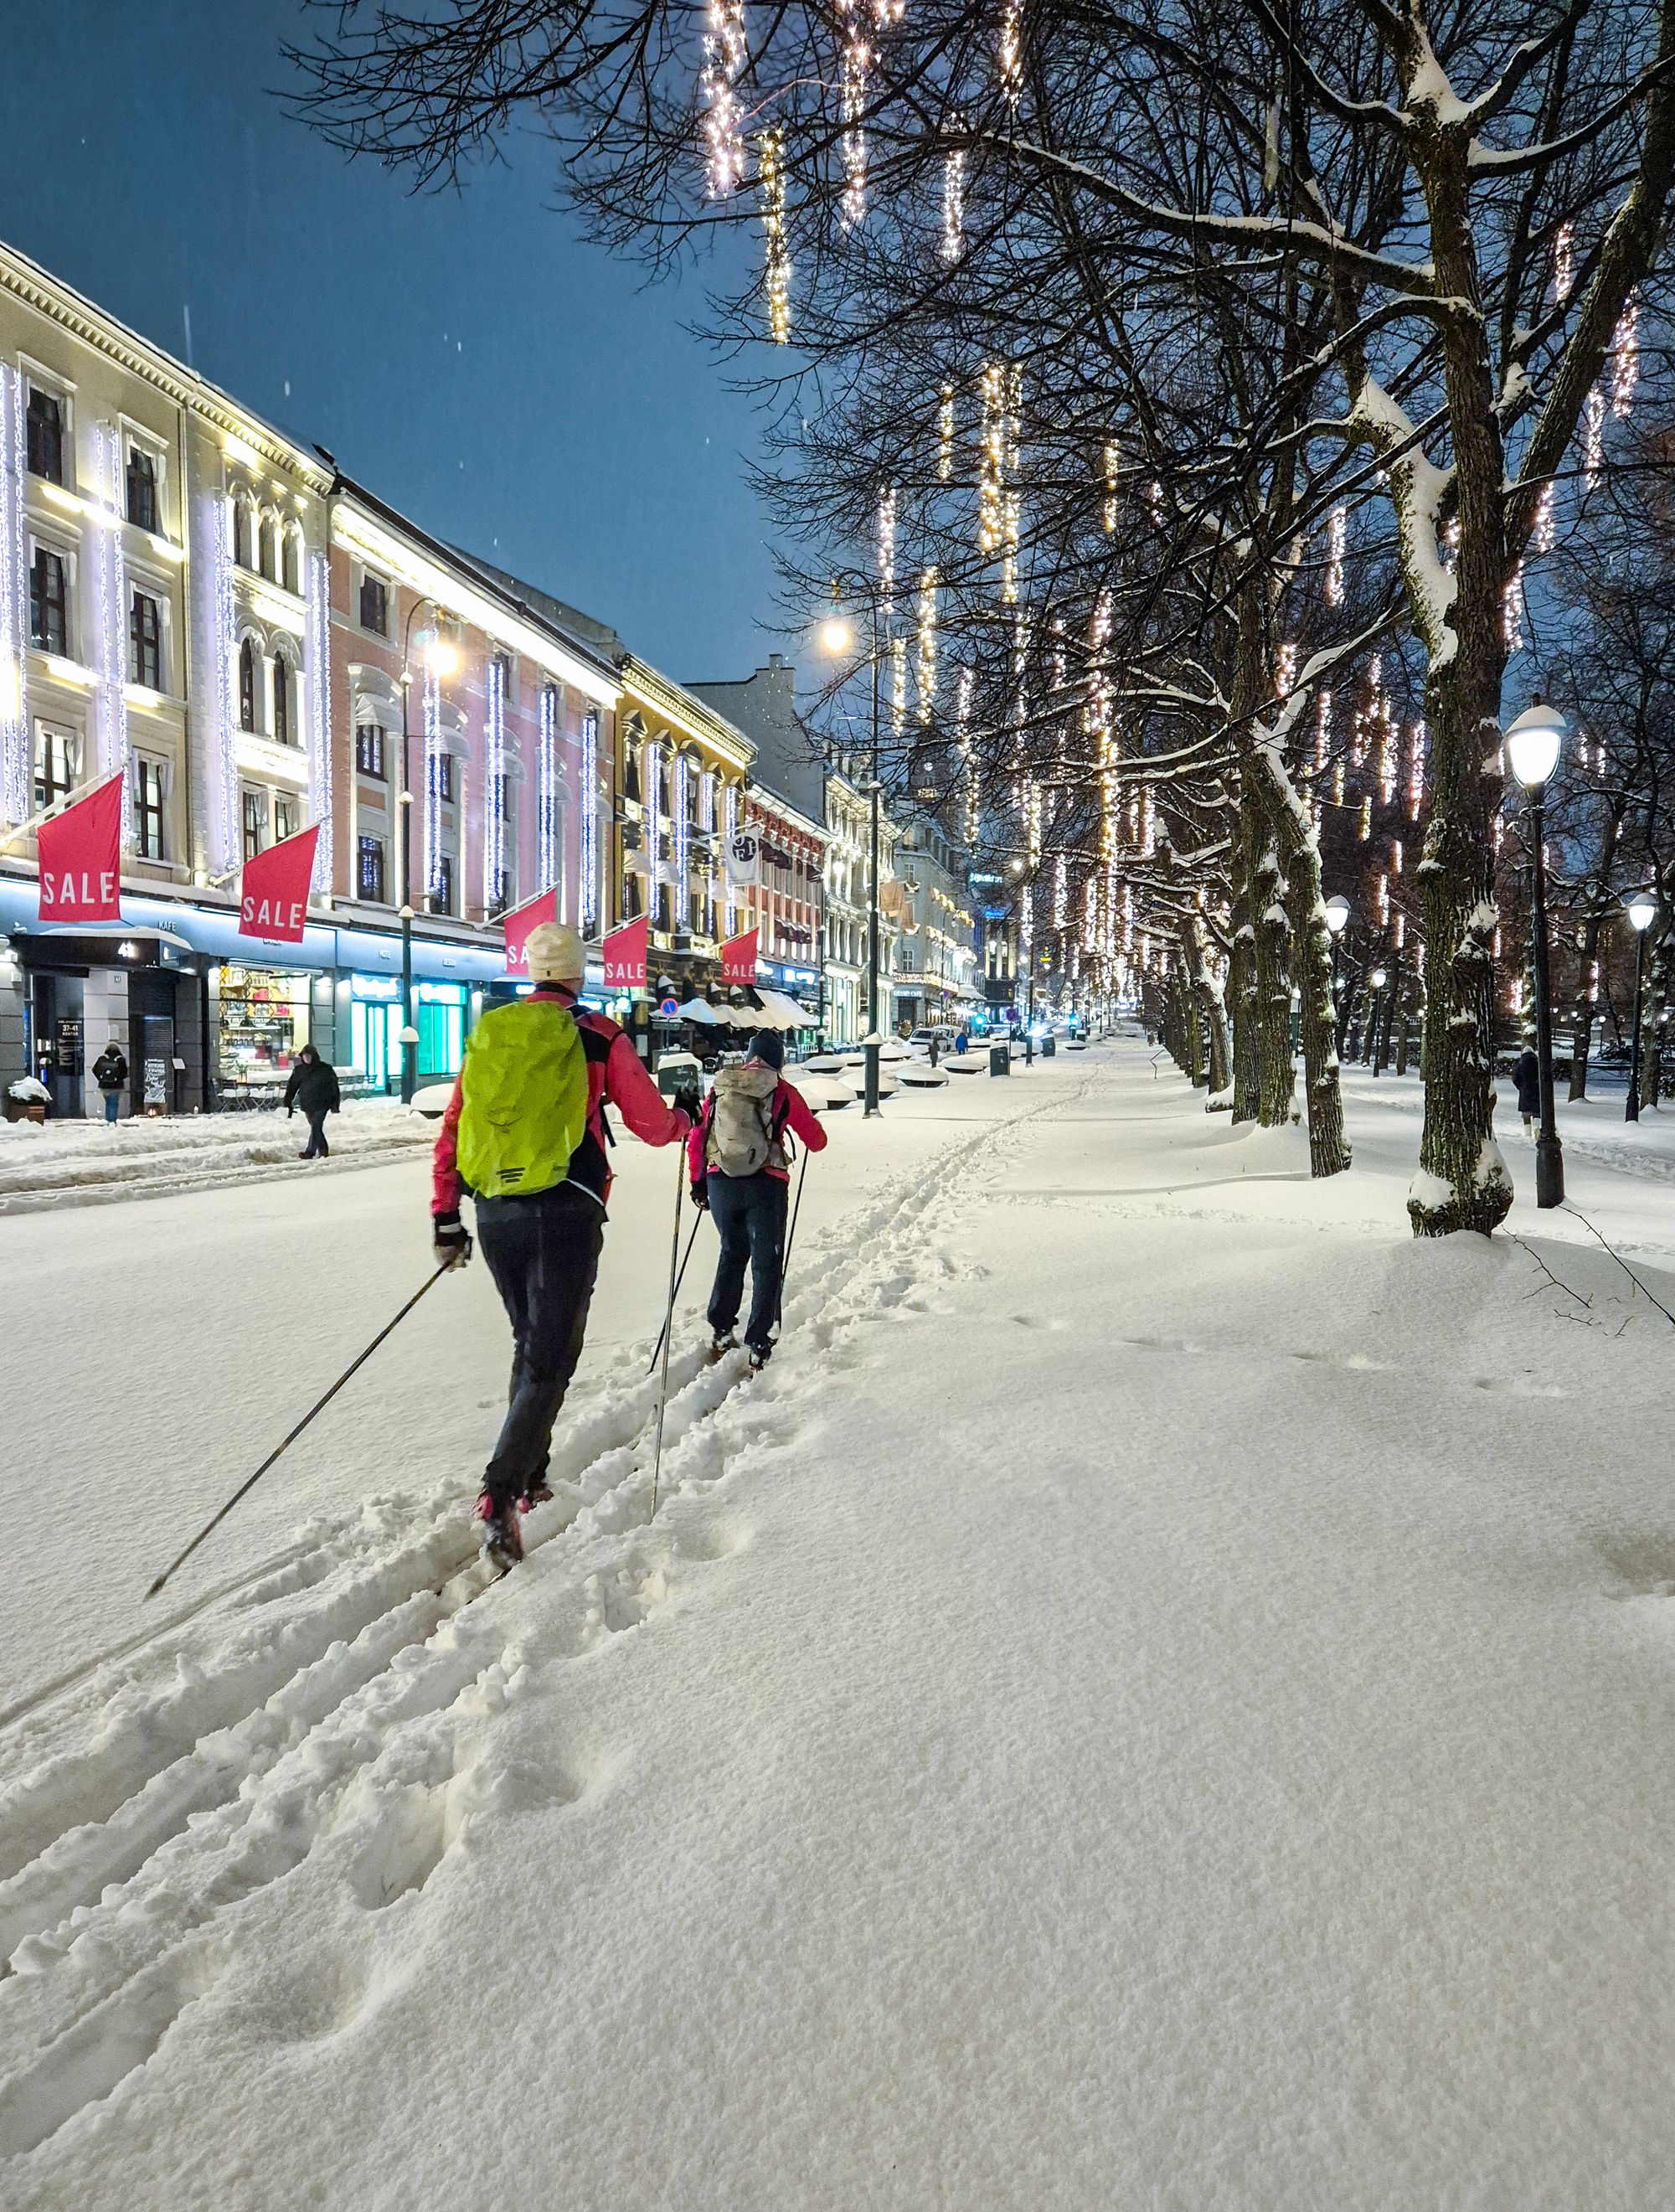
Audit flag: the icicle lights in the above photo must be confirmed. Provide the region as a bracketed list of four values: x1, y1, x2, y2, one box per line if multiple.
[307, 551, 333, 889]
[701, 0, 748, 197]
[581, 710, 600, 930]
[759, 131, 791, 343]
[0, 366, 28, 827]
[916, 566, 937, 723]
[941, 150, 964, 263]
[840, 3, 869, 228]
[538, 683, 559, 894]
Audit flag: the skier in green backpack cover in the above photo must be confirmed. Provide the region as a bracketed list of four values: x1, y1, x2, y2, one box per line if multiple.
[430, 922, 691, 1570]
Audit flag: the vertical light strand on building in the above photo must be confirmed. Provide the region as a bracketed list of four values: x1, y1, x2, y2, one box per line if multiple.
[724, 776, 739, 935]
[538, 683, 559, 891]
[204, 488, 241, 871]
[673, 751, 690, 921]
[644, 737, 662, 929]
[306, 551, 333, 889]
[424, 658, 444, 900]
[701, 0, 747, 195]
[0, 367, 29, 825]
[760, 130, 791, 343]
[90, 423, 131, 839]
[916, 565, 937, 723]
[580, 709, 599, 931]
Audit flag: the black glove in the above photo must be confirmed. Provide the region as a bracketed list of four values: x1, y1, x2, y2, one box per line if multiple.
[434, 1212, 473, 1270]
[690, 1179, 709, 1212]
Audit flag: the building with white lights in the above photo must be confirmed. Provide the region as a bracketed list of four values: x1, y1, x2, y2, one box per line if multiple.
[738, 785, 826, 1020]
[890, 812, 979, 1034]
[822, 757, 900, 1044]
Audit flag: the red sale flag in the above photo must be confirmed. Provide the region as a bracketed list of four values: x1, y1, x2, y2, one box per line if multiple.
[38, 773, 123, 924]
[238, 824, 321, 945]
[502, 886, 558, 977]
[601, 915, 648, 990]
[721, 927, 759, 985]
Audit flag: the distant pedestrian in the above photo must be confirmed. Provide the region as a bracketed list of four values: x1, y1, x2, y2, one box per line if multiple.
[955, 1028, 969, 1056]
[284, 1044, 341, 1159]
[688, 1029, 827, 1369]
[430, 922, 691, 1572]
[92, 1043, 127, 1125]
[928, 1036, 941, 1068]
[1513, 1044, 1541, 1134]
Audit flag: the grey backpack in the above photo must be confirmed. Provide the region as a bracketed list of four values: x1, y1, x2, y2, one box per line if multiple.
[705, 1064, 785, 1178]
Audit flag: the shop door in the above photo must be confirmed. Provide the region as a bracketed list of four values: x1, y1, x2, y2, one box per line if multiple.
[29, 972, 85, 1118]
[137, 1013, 176, 1113]
[351, 1001, 402, 1093]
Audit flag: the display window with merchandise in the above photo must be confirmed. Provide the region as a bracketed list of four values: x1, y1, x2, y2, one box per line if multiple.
[216, 967, 310, 1106]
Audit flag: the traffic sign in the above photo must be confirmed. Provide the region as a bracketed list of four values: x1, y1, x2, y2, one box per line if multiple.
[659, 996, 679, 1018]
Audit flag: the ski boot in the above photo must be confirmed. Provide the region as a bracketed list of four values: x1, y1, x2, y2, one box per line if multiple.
[709, 1331, 738, 1363]
[519, 1477, 555, 1511]
[475, 1490, 523, 1575]
[747, 1342, 771, 1374]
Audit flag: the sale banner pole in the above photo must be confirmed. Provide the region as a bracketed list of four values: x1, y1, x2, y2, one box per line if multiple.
[0, 767, 124, 858]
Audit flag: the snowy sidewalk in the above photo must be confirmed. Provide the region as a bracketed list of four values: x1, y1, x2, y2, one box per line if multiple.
[5, 1045, 1675, 2208]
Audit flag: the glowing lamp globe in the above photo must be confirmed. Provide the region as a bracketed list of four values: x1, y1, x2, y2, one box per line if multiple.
[1322, 895, 1351, 936]
[820, 616, 853, 657]
[426, 635, 460, 678]
[1371, 967, 1388, 990]
[1628, 892, 1657, 933]
[1504, 701, 1564, 789]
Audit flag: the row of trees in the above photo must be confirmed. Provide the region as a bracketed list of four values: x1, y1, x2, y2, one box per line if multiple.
[291, 0, 1675, 1230]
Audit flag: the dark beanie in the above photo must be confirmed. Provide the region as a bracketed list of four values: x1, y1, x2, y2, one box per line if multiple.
[747, 1029, 785, 1070]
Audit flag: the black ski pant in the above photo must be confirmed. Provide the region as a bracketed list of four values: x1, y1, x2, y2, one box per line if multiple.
[475, 1181, 606, 1508]
[705, 1171, 787, 1359]
[301, 1107, 331, 1158]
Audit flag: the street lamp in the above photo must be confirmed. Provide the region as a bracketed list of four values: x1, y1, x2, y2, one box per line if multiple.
[820, 584, 884, 1116]
[1368, 966, 1389, 1077]
[1626, 889, 1657, 1124]
[1505, 698, 1566, 1206]
[397, 604, 458, 1104]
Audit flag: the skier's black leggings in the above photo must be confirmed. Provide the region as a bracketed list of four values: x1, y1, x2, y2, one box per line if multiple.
[705, 1171, 788, 1357]
[475, 1182, 606, 1508]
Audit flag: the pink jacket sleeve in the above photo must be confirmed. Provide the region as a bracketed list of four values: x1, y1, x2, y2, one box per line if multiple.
[778, 1080, 828, 1153]
[430, 1073, 466, 1216]
[686, 1098, 713, 1183]
[605, 1030, 690, 1148]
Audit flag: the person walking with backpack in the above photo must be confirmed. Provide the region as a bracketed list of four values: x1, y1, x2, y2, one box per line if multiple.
[430, 922, 691, 1572]
[284, 1044, 341, 1158]
[687, 1029, 826, 1369]
[92, 1042, 127, 1124]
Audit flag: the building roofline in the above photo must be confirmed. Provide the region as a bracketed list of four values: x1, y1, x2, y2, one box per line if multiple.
[620, 655, 755, 772]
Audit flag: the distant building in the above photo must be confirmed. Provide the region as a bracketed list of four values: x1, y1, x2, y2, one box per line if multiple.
[740, 784, 825, 1021]
[688, 653, 823, 822]
[891, 812, 978, 1033]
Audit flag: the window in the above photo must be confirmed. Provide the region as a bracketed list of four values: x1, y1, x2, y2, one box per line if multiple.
[281, 531, 300, 596]
[243, 787, 267, 862]
[130, 590, 162, 690]
[126, 446, 158, 532]
[358, 833, 386, 902]
[434, 855, 455, 915]
[274, 792, 296, 843]
[436, 751, 454, 802]
[34, 728, 76, 811]
[272, 652, 291, 745]
[26, 388, 64, 482]
[133, 757, 165, 859]
[239, 638, 257, 732]
[359, 573, 389, 637]
[232, 499, 250, 567]
[354, 722, 385, 779]
[259, 513, 276, 581]
[493, 652, 514, 707]
[29, 548, 67, 654]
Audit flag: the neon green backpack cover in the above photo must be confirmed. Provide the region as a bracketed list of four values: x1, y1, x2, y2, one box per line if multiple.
[455, 998, 589, 1199]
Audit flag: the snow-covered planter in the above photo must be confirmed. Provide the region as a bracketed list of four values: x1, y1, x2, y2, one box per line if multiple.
[4, 1077, 49, 1125]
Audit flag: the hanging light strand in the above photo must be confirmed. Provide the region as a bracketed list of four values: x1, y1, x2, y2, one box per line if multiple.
[759, 130, 791, 343]
[700, 0, 748, 197]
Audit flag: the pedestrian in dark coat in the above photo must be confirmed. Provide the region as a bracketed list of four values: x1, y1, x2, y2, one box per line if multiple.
[92, 1044, 127, 1124]
[1513, 1044, 1541, 1132]
[284, 1044, 341, 1158]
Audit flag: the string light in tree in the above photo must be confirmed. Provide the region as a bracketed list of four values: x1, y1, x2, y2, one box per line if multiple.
[955, 663, 977, 843]
[876, 482, 897, 611]
[941, 150, 965, 262]
[1325, 504, 1346, 606]
[839, 3, 869, 228]
[1275, 640, 1297, 699]
[1554, 222, 1574, 304]
[1584, 386, 1606, 486]
[915, 565, 937, 722]
[1102, 440, 1119, 534]
[997, 0, 1023, 103]
[1612, 291, 1640, 417]
[891, 635, 908, 739]
[978, 363, 1004, 562]
[1313, 688, 1332, 774]
[1054, 851, 1066, 929]
[1408, 721, 1425, 819]
[1503, 563, 1526, 652]
[1534, 477, 1557, 554]
[938, 384, 954, 481]
[701, 0, 748, 197]
[759, 131, 791, 343]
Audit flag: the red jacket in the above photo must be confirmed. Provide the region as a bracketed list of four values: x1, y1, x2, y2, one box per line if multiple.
[686, 1066, 828, 1185]
[432, 989, 688, 1215]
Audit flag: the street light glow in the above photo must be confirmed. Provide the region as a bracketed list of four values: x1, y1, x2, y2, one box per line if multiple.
[1504, 699, 1565, 789]
[1322, 895, 1351, 936]
[1628, 891, 1657, 932]
[426, 635, 459, 678]
[1371, 967, 1388, 990]
[820, 616, 853, 656]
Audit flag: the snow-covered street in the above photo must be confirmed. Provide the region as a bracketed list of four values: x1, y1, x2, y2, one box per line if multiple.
[5, 1041, 1675, 2208]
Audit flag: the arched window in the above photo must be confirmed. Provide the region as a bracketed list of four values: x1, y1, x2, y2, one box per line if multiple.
[272, 652, 291, 746]
[239, 638, 257, 733]
[259, 512, 277, 581]
[281, 529, 300, 596]
[232, 498, 250, 569]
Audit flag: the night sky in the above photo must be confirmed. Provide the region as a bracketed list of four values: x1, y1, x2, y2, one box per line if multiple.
[0, 0, 783, 688]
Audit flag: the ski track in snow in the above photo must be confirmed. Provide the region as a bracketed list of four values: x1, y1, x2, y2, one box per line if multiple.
[0, 1080, 1072, 2171]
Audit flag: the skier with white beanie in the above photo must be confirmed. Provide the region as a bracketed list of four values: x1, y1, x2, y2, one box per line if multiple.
[430, 920, 691, 1570]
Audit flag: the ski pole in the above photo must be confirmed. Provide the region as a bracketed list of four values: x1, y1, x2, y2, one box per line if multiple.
[145, 1263, 450, 1601]
[776, 1146, 810, 1333]
[649, 1144, 685, 1514]
[647, 1210, 704, 1378]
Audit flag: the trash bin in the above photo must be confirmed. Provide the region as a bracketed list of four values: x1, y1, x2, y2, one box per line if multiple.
[989, 1044, 1010, 1076]
[1041, 1034, 1056, 1058]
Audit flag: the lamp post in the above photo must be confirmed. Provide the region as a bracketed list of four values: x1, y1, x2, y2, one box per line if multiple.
[820, 587, 884, 1116]
[1626, 889, 1657, 1123]
[1506, 699, 1566, 1208]
[1323, 894, 1350, 1033]
[1368, 966, 1389, 1076]
[397, 602, 458, 1104]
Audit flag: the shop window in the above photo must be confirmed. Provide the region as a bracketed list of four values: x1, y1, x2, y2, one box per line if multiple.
[133, 756, 166, 859]
[130, 590, 163, 690]
[239, 638, 257, 732]
[272, 651, 291, 745]
[29, 547, 67, 655]
[219, 967, 310, 1102]
[126, 446, 158, 532]
[26, 388, 64, 482]
[434, 854, 455, 915]
[358, 833, 386, 903]
[281, 530, 300, 596]
[243, 787, 267, 861]
[232, 499, 250, 569]
[359, 572, 389, 637]
[354, 723, 385, 779]
[274, 792, 296, 843]
[259, 513, 277, 581]
[34, 728, 77, 811]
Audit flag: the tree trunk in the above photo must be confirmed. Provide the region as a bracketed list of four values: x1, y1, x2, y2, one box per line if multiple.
[1262, 761, 1349, 1173]
[1228, 786, 1262, 1122]
[1183, 914, 1232, 1101]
